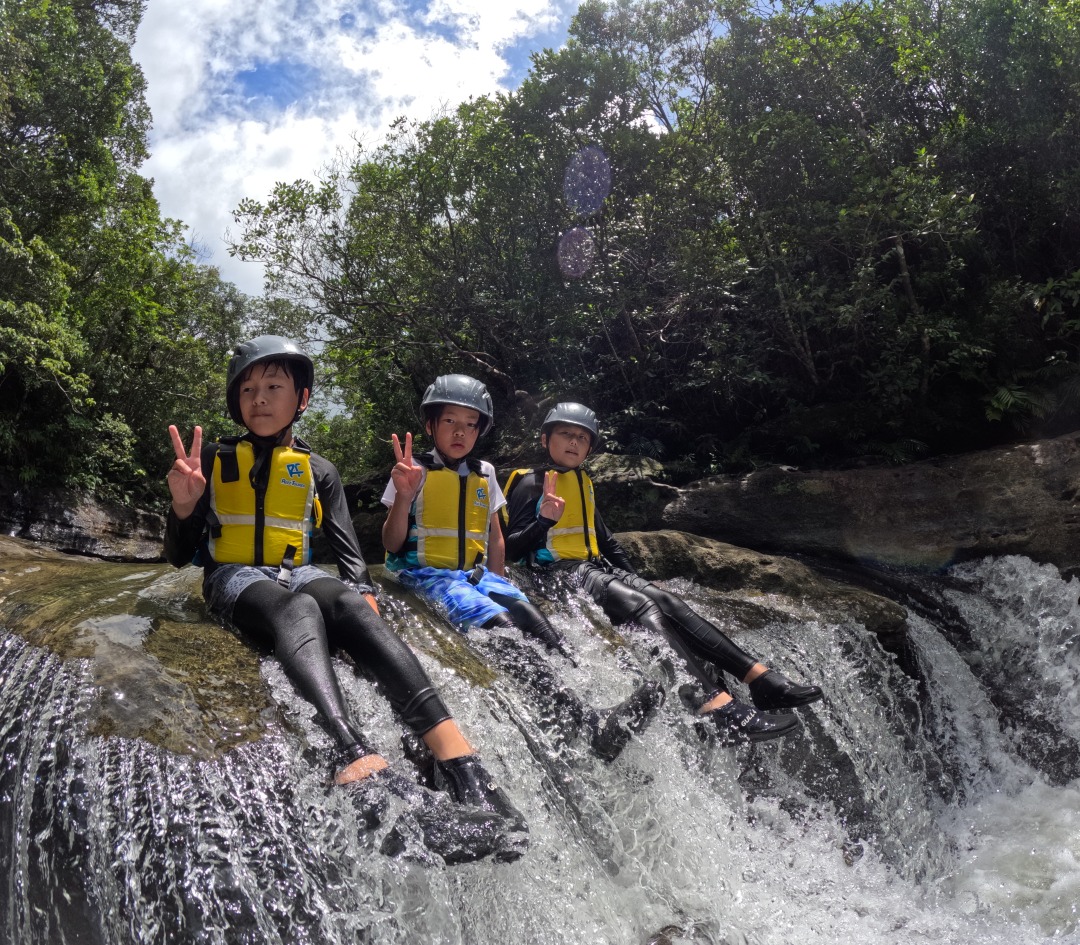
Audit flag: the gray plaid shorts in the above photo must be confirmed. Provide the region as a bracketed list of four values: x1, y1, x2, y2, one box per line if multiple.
[204, 563, 336, 622]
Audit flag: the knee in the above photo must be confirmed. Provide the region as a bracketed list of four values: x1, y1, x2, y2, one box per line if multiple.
[275, 593, 325, 649]
[308, 583, 385, 639]
[280, 590, 322, 622]
[504, 599, 549, 635]
[607, 584, 666, 633]
[629, 597, 665, 627]
[482, 612, 516, 630]
[650, 589, 683, 614]
[326, 589, 368, 628]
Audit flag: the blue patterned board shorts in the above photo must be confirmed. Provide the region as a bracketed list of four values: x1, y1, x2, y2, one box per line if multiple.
[204, 563, 337, 623]
[390, 567, 528, 629]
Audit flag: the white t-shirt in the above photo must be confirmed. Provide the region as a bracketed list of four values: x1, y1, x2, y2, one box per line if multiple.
[381, 456, 507, 514]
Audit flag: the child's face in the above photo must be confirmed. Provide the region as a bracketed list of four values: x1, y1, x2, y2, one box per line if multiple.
[238, 362, 308, 438]
[428, 404, 481, 460]
[543, 423, 593, 468]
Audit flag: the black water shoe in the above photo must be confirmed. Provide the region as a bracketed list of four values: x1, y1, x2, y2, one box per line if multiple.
[707, 699, 800, 744]
[748, 669, 823, 711]
[435, 755, 528, 827]
[434, 754, 530, 862]
[380, 802, 524, 866]
[346, 765, 529, 865]
[586, 679, 666, 762]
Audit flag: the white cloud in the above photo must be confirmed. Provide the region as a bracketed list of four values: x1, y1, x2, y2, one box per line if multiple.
[133, 0, 576, 294]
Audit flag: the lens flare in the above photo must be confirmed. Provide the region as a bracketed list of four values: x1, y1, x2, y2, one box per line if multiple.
[557, 227, 596, 278]
[563, 145, 611, 217]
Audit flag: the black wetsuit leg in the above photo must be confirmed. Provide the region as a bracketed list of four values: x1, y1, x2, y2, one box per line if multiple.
[574, 562, 758, 690]
[468, 621, 586, 741]
[476, 604, 665, 759]
[232, 580, 365, 751]
[299, 577, 452, 736]
[486, 592, 563, 651]
[617, 570, 759, 680]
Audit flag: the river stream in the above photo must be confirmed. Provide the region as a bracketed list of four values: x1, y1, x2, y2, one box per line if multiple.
[1, 543, 1077, 944]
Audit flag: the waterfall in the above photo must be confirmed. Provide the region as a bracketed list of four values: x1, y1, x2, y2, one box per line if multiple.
[1, 550, 1077, 944]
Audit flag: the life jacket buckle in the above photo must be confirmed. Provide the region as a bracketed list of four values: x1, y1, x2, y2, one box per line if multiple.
[277, 544, 298, 587]
[467, 552, 485, 585]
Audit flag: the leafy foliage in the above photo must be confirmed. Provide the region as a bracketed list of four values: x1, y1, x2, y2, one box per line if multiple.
[233, 0, 1080, 472]
[0, 0, 249, 503]
[6, 0, 1080, 509]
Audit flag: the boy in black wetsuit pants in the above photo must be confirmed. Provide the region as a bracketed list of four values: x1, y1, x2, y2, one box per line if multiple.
[163, 335, 527, 862]
[503, 402, 823, 744]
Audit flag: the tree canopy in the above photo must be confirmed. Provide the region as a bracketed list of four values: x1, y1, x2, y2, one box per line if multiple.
[4, 0, 1079, 509]
[235, 0, 1080, 473]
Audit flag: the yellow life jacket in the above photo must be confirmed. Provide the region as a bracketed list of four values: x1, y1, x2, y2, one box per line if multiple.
[504, 467, 599, 563]
[207, 438, 323, 568]
[387, 454, 490, 571]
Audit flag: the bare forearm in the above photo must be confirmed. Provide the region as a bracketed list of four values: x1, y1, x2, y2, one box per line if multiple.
[487, 515, 506, 575]
[382, 500, 411, 553]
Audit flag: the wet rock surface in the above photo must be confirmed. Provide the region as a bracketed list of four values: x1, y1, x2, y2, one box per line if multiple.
[615, 528, 908, 643]
[0, 488, 165, 562]
[0, 536, 495, 758]
[660, 432, 1080, 575]
[0, 536, 270, 757]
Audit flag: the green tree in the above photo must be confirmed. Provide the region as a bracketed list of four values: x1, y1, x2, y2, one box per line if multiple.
[1, 0, 249, 501]
[234, 0, 1080, 472]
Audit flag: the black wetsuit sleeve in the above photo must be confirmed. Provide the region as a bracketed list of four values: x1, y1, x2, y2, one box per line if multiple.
[595, 509, 635, 572]
[312, 453, 376, 595]
[503, 471, 556, 563]
[163, 443, 216, 568]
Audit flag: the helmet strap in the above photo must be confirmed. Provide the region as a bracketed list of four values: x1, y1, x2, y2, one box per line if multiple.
[243, 428, 290, 488]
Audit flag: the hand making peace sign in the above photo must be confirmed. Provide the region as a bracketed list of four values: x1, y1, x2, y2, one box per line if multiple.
[538, 469, 565, 522]
[167, 424, 206, 518]
[390, 432, 424, 503]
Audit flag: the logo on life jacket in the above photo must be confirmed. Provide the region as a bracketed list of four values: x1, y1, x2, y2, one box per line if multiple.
[281, 461, 307, 487]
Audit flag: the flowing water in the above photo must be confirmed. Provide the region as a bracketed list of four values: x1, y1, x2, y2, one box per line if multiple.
[1, 542, 1078, 944]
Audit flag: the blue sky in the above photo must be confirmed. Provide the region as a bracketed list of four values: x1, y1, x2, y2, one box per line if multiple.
[132, 0, 579, 295]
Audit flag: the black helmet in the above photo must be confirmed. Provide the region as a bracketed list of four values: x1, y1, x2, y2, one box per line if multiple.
[226, 335, 314, 426]
[541, 402, 600, 447]
[422, 374, 494, 435]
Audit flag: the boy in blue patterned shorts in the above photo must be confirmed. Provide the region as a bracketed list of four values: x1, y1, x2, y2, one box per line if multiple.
[382, 374, 663, 761]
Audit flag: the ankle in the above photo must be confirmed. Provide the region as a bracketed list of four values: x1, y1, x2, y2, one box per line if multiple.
[422, 720, 474, 761]
[334, 753, 389, 785]
[700, 691, 733, 714]
[742, 664, 769, 685]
